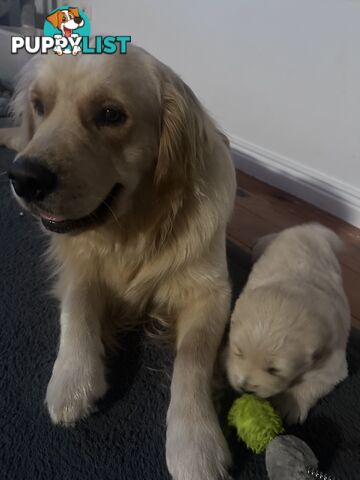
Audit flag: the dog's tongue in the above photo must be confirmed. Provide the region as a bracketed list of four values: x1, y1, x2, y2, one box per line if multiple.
[39, 211, 66, 223]
[64, 27, 71, 38]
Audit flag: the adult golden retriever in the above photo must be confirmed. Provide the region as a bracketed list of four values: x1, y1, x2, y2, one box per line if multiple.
[1, 46, 236, 480]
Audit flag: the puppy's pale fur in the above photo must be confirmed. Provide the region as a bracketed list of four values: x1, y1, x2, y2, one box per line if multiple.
[226, 223, 350, 424]
[1, 47, 236, 480]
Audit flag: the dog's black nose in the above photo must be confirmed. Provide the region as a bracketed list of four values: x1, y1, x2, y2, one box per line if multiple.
[74, 16, 83, 24]
[8, 157, 57, 202]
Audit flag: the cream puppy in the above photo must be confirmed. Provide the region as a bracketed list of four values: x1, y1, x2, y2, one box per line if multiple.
[226, 223, 351, 424]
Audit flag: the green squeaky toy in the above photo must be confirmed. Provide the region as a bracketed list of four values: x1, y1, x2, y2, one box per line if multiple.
[228, 394, 284, 454]
[227, 394, 338, 480]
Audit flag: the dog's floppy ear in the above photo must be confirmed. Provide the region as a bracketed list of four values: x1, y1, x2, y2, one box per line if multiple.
[155, 72, 206, 186]
[69, 7, 80, 17]
[46, 10, 62, 29]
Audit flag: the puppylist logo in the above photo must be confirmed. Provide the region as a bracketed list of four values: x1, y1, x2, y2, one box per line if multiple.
[11, 5, 131, 56]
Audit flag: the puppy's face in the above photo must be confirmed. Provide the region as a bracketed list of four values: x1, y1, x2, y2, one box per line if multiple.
[10, 47, 196, 234]
[46, 8, 84, 33]
[226, 328, 304, 398]
[226, 290, 323, 398]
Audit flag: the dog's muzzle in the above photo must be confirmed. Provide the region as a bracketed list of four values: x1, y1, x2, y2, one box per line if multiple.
[38, 184, 122, 234]
[8, 156, 122, 234]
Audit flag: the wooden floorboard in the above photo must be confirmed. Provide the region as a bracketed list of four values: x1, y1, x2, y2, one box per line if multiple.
[227, 169, 360, 329]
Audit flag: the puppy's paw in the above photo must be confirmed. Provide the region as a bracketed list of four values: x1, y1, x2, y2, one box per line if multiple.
[72, 46, 81, 55]
[271, 392, 310, 425]
[53, 46, 63, 55]
[166, 407, 232, 480]
[45, 355, 107, 426]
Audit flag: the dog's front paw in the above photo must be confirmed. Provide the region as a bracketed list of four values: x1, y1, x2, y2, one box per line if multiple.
[271, 391, 310, 425]
[72, 46, 81, 55]
[45, 354, 107, 426]
[53, 46, 63, 56]
[166, 407, 232, 480]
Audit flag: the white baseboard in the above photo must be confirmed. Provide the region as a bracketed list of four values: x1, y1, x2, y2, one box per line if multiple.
[229, 134, 360, 228]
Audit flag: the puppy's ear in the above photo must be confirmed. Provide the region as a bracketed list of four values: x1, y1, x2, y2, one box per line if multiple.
[69, 7, 80, 17]
[46, 10, 62, 28]
[155, 74, 206, 186]
[304, 327, 329, 368]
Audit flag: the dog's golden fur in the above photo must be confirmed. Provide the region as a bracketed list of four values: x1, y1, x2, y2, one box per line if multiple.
[1, 46, 236, 480]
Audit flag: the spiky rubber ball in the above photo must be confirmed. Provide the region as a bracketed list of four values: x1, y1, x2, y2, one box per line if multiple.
[228, 394, 284, 454]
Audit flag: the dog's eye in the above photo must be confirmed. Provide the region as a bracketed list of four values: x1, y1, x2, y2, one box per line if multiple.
[32, 98, 44, 116]
[96, 108, 127, 127]
[267, 367, 280, 376]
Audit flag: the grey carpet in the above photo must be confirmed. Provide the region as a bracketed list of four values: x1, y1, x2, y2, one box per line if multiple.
[1, 146, 360, 480]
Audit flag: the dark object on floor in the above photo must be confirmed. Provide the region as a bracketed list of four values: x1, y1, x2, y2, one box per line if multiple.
[266, 435, 319, 480]
[1, 146, 360, 480]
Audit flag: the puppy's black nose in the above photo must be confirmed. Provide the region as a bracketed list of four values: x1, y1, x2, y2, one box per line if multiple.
[242, 388, 255, 394]
[74, 16, 83, 24]
[8, 156, 57, 202]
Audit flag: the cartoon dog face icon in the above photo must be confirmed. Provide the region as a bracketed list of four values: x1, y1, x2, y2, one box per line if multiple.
[47, 7, 84, 37]
[46, 7, 84, 55]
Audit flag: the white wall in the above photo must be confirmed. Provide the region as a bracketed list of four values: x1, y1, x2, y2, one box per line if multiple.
[90, 0, 360, 225]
